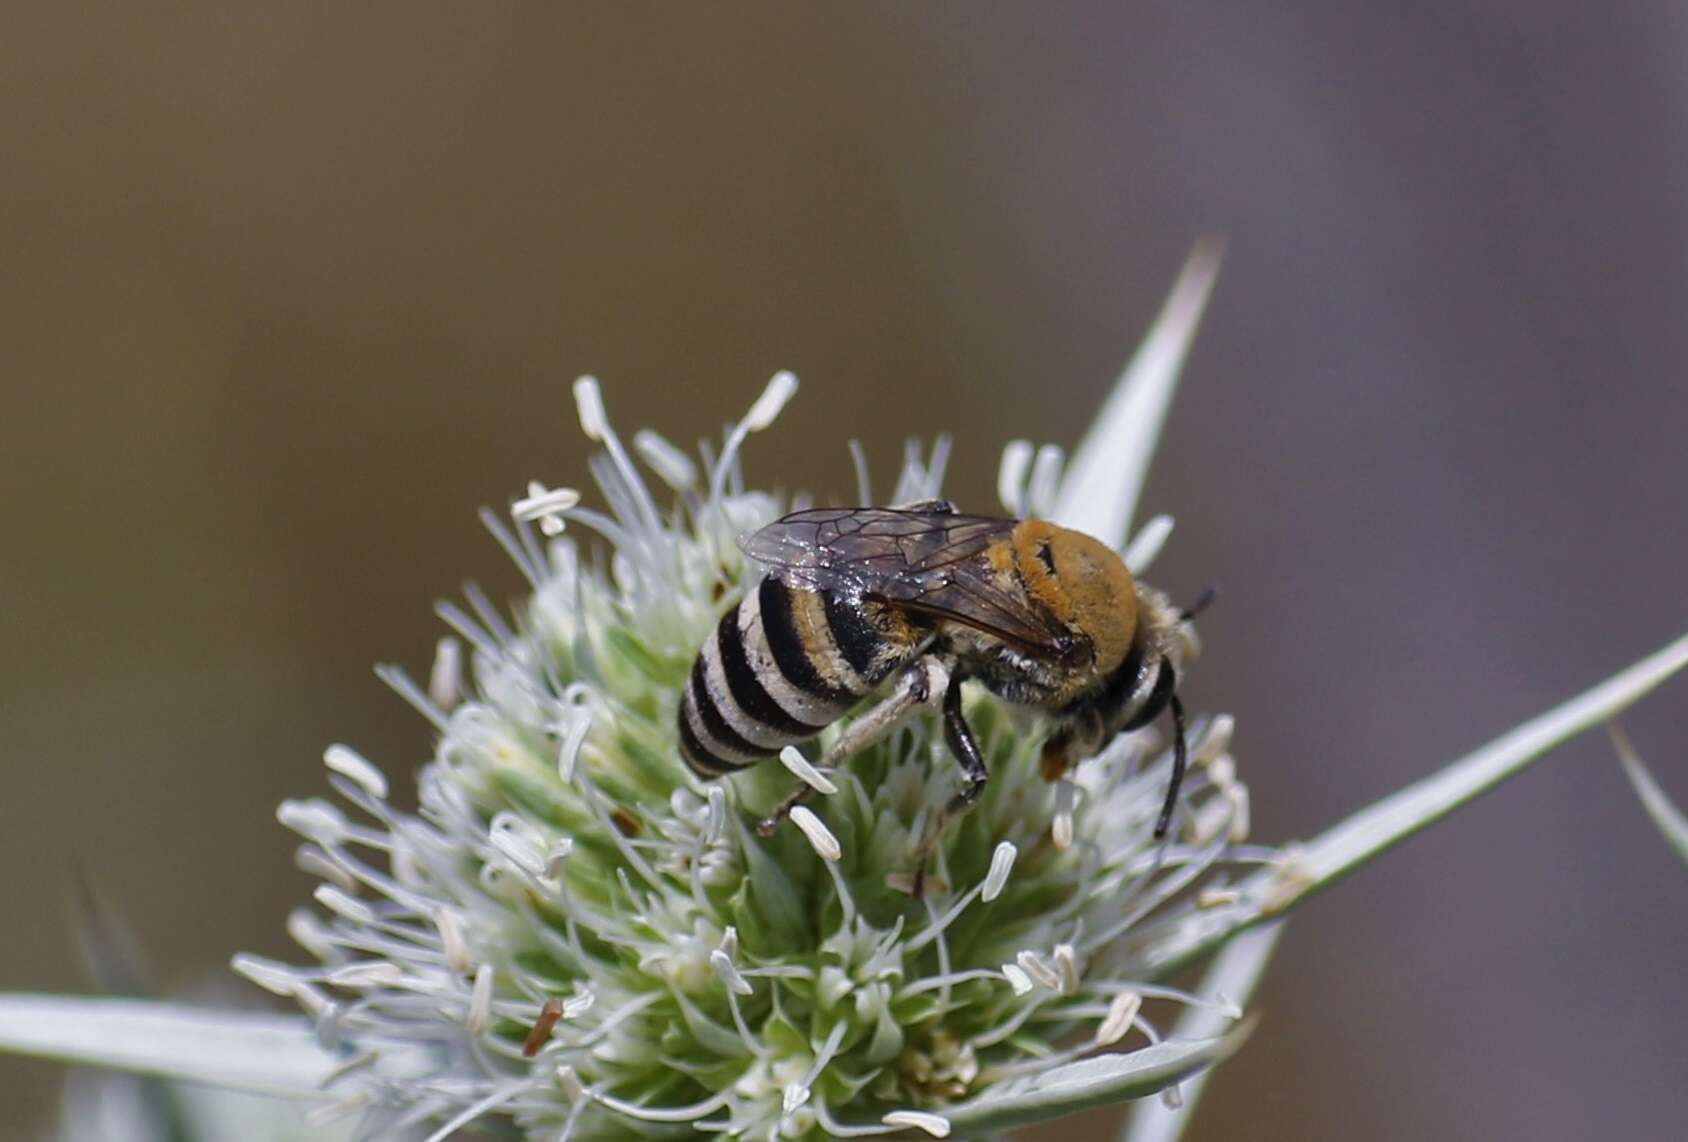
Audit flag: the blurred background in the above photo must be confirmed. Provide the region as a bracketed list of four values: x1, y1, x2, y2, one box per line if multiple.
[3, 3, 1686, 1139]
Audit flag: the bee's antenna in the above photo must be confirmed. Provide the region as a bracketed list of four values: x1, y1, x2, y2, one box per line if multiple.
[1179, 586, 1217, 623]
[1153, 690, 1188, 839]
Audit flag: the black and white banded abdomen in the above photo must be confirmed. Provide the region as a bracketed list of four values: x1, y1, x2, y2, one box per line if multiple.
[678, 576, 908, 778]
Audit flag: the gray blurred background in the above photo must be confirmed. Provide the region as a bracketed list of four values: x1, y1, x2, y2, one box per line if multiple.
[3, 4, 1686, 1139]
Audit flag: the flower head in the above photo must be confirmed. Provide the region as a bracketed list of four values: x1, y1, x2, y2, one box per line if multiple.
[236, 371, 1264, 1139]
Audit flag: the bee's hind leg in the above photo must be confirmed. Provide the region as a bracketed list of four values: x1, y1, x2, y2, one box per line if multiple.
[910, 677, 990, 899]
[755, 657, 950, 837]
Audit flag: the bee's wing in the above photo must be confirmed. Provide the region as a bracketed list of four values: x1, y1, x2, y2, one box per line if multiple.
[741, 507, 1072, 655]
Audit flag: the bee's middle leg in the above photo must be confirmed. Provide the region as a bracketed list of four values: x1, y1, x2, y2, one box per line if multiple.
[910, 677, 990, 899]
[756, 657, 949, 836]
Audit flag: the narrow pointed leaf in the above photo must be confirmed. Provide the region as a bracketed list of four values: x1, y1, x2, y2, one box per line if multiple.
[942, 1021, 1252, 1135]
[1053, 236, 1224, 549]
[1130, 630, 1688, 976]
[1119, 923, 1284, 1142]
[0, 995, 335, 1098]
[1610, 723, 1688, 867]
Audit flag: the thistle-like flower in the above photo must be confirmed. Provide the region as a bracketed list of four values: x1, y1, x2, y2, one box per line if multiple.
[231, 363, 1265, 1139]
[7, 246, 1684, 1141]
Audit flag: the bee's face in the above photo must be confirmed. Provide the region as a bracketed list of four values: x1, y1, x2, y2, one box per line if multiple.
[1009, 521, 1139, 677]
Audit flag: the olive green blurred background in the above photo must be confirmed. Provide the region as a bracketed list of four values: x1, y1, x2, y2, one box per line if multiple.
[4, 4, 1686, 1139]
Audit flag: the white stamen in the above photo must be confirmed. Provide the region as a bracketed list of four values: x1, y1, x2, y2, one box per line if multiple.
[982, 841, 1017, 902]
[789, 806, 842, 862]
[1001, 963, 1034, 995]
[782, 1082, 811, 1116]
[704, 786, 727, 843]
[468, 964, 494, 1035]
[1027, 443, 1065, 517]
[632, 429, 698, 490]
[327, 961, 404, 989]
[557, 712, 592, 783]
[295, 845, 355, 893]
[436, 907, 471, 973]
[1016, 950, 1061, 991]
[286, 908, 336, 960]
[230, 954, 299, 997]
[277, 799, 350, 847]
[1161, 1084, 1185, 1110]
[744, 371, 799, 431]
[1123, 513, 1175, 573]
[555, 1064, 590, 1102]
[314, 884, 375, 925]
[718, 926, 739, 958]
[997, 439, 1034, 516]
[513, 481, 582, 537]
[1096, 989, 1143, 1046]
[322, 744, 388, 800]
[572, 377, 608, 442]
[564, 991, 597, 1019]
[709, 949, 754, 996]
[1227, 783, 1251, 843]
[1052, 779, 1076, 850]
[778, 746, 838, 795]
[883, 1110, 952, 1137]
[544, 838, 575, 880]
[1052, 943, 1081, 995]
[1197, 887, 1242, 909]
[1208, 755, 1237, 788]
[426, 638, 463, 711]
[1195, 713, 1234, 767]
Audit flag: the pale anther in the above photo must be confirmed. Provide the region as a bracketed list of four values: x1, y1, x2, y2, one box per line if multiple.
[428, 637, 463, 711]
[782, 1082, 811, 1115]
[632, 428, 698, 490]
[1016, 950, 1061, 991]
[789, 806, 842, 862]
[743, 371, 799, 431]
[468, 963, 494, 1035]
[1052, 943, 1081, 995]
[1052, 779, 1076, 849]
[435, 907, 472, 973]
[982, 841, 1017, 902]
[314, 884, 376, 924]
[709, 949, 754, 996]
[1095, 989, 1143, 1046]
[1001, 963, 1033, 995]
[883, 1110, 952, 1137]
[1194, 713, 1235, 768]
[322, 743, 388, 800]
[572, 376, 608, 442]
[327, 961, 404, 989]
[277, 798, 350, 847]
[230, 953, 299, 997]
[779, 746, 838, 795]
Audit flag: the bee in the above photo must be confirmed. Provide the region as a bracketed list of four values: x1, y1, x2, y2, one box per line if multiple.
[677, 500, 1201, 855]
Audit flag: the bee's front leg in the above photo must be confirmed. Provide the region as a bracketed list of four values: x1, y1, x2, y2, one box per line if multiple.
[756, 657, 949, 836]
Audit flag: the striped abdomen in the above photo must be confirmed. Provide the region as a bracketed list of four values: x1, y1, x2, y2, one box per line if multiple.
[678, 576, 914, 778]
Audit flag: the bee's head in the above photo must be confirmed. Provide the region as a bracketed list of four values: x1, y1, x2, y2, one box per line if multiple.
[1011, 520, 1138, 675]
